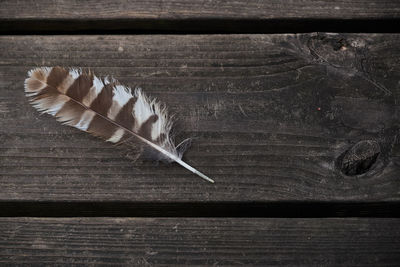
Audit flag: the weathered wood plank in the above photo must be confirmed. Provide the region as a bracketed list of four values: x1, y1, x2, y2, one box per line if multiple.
[0, 217, 399, 266]
[1, 1, 399, 34]
[1, 0, 400, 20]
[0, 33, 399, 202]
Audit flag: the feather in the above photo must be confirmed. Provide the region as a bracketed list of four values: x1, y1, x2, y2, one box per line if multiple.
[24, 66, 214, 183]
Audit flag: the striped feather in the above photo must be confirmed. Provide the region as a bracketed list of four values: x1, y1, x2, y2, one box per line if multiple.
[24, 66, 214, 183]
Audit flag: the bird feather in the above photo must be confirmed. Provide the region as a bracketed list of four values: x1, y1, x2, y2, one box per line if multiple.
[24, 66, 214, 183]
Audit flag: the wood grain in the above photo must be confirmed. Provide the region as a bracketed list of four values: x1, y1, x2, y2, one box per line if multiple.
[0, 217, 399, 266]
[1, 0, 400, 20]
[0, 33, 399, 202]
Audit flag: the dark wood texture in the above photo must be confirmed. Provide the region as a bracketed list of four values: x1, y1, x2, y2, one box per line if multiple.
[1, 0, 400, 19]
[2, 1, 400, 34]
[1, 217, 399, 265]
[0, 33, 399, 203]
[1, 1, 399, 265]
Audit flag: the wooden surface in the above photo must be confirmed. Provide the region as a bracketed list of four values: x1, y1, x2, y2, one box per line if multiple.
[1, 0, 400, 265]
[0, 34, 399, 203]
[2, 1, 399, 34]
[1, 0, 400, 19]
[1, 217, 399, 265]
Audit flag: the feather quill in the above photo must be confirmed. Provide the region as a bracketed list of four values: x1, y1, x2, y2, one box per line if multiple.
[24, 66, 214, 183]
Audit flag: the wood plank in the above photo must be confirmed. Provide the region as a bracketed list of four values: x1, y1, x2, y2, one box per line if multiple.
[0, 33, 399, 202]
[1, 0, 400, 20]
[0, 217, 399, 266]
[1, 1, 399, 34]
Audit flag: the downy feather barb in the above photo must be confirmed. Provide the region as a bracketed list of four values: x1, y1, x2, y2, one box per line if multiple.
[24, 66, 214, 183]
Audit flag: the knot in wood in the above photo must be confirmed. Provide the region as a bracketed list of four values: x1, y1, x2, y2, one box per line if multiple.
[337, 140, 380, 176]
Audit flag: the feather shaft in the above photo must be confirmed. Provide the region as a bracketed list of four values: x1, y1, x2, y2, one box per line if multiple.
[25, 67, 214, 183]
[67, 90, 215, 183]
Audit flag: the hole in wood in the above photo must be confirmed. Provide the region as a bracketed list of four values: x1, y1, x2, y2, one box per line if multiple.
[337, 140, 380, 176]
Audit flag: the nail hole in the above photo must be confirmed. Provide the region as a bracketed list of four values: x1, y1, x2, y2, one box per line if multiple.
[337, 140, 380, 176]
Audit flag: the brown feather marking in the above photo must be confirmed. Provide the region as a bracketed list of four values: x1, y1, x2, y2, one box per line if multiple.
[35, 94, 70, 113]
[32, 68, 47, 82]
[90, 83, 114, 116]
[138, 114, 158, 141]
[115, 97, 137, 130]
[155, 133, 166, 145]
[87, 115, 119, 140]
[82, 84, 100, 107]
[25, 69, 48, 93]
[66, 73, 93, 102]
[32, 67, 69, 104]
[56, 100, 87, 125]
[26, 78, 46, 93]
[46, 66, 69, 92]
[107, 101, 123, 120]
